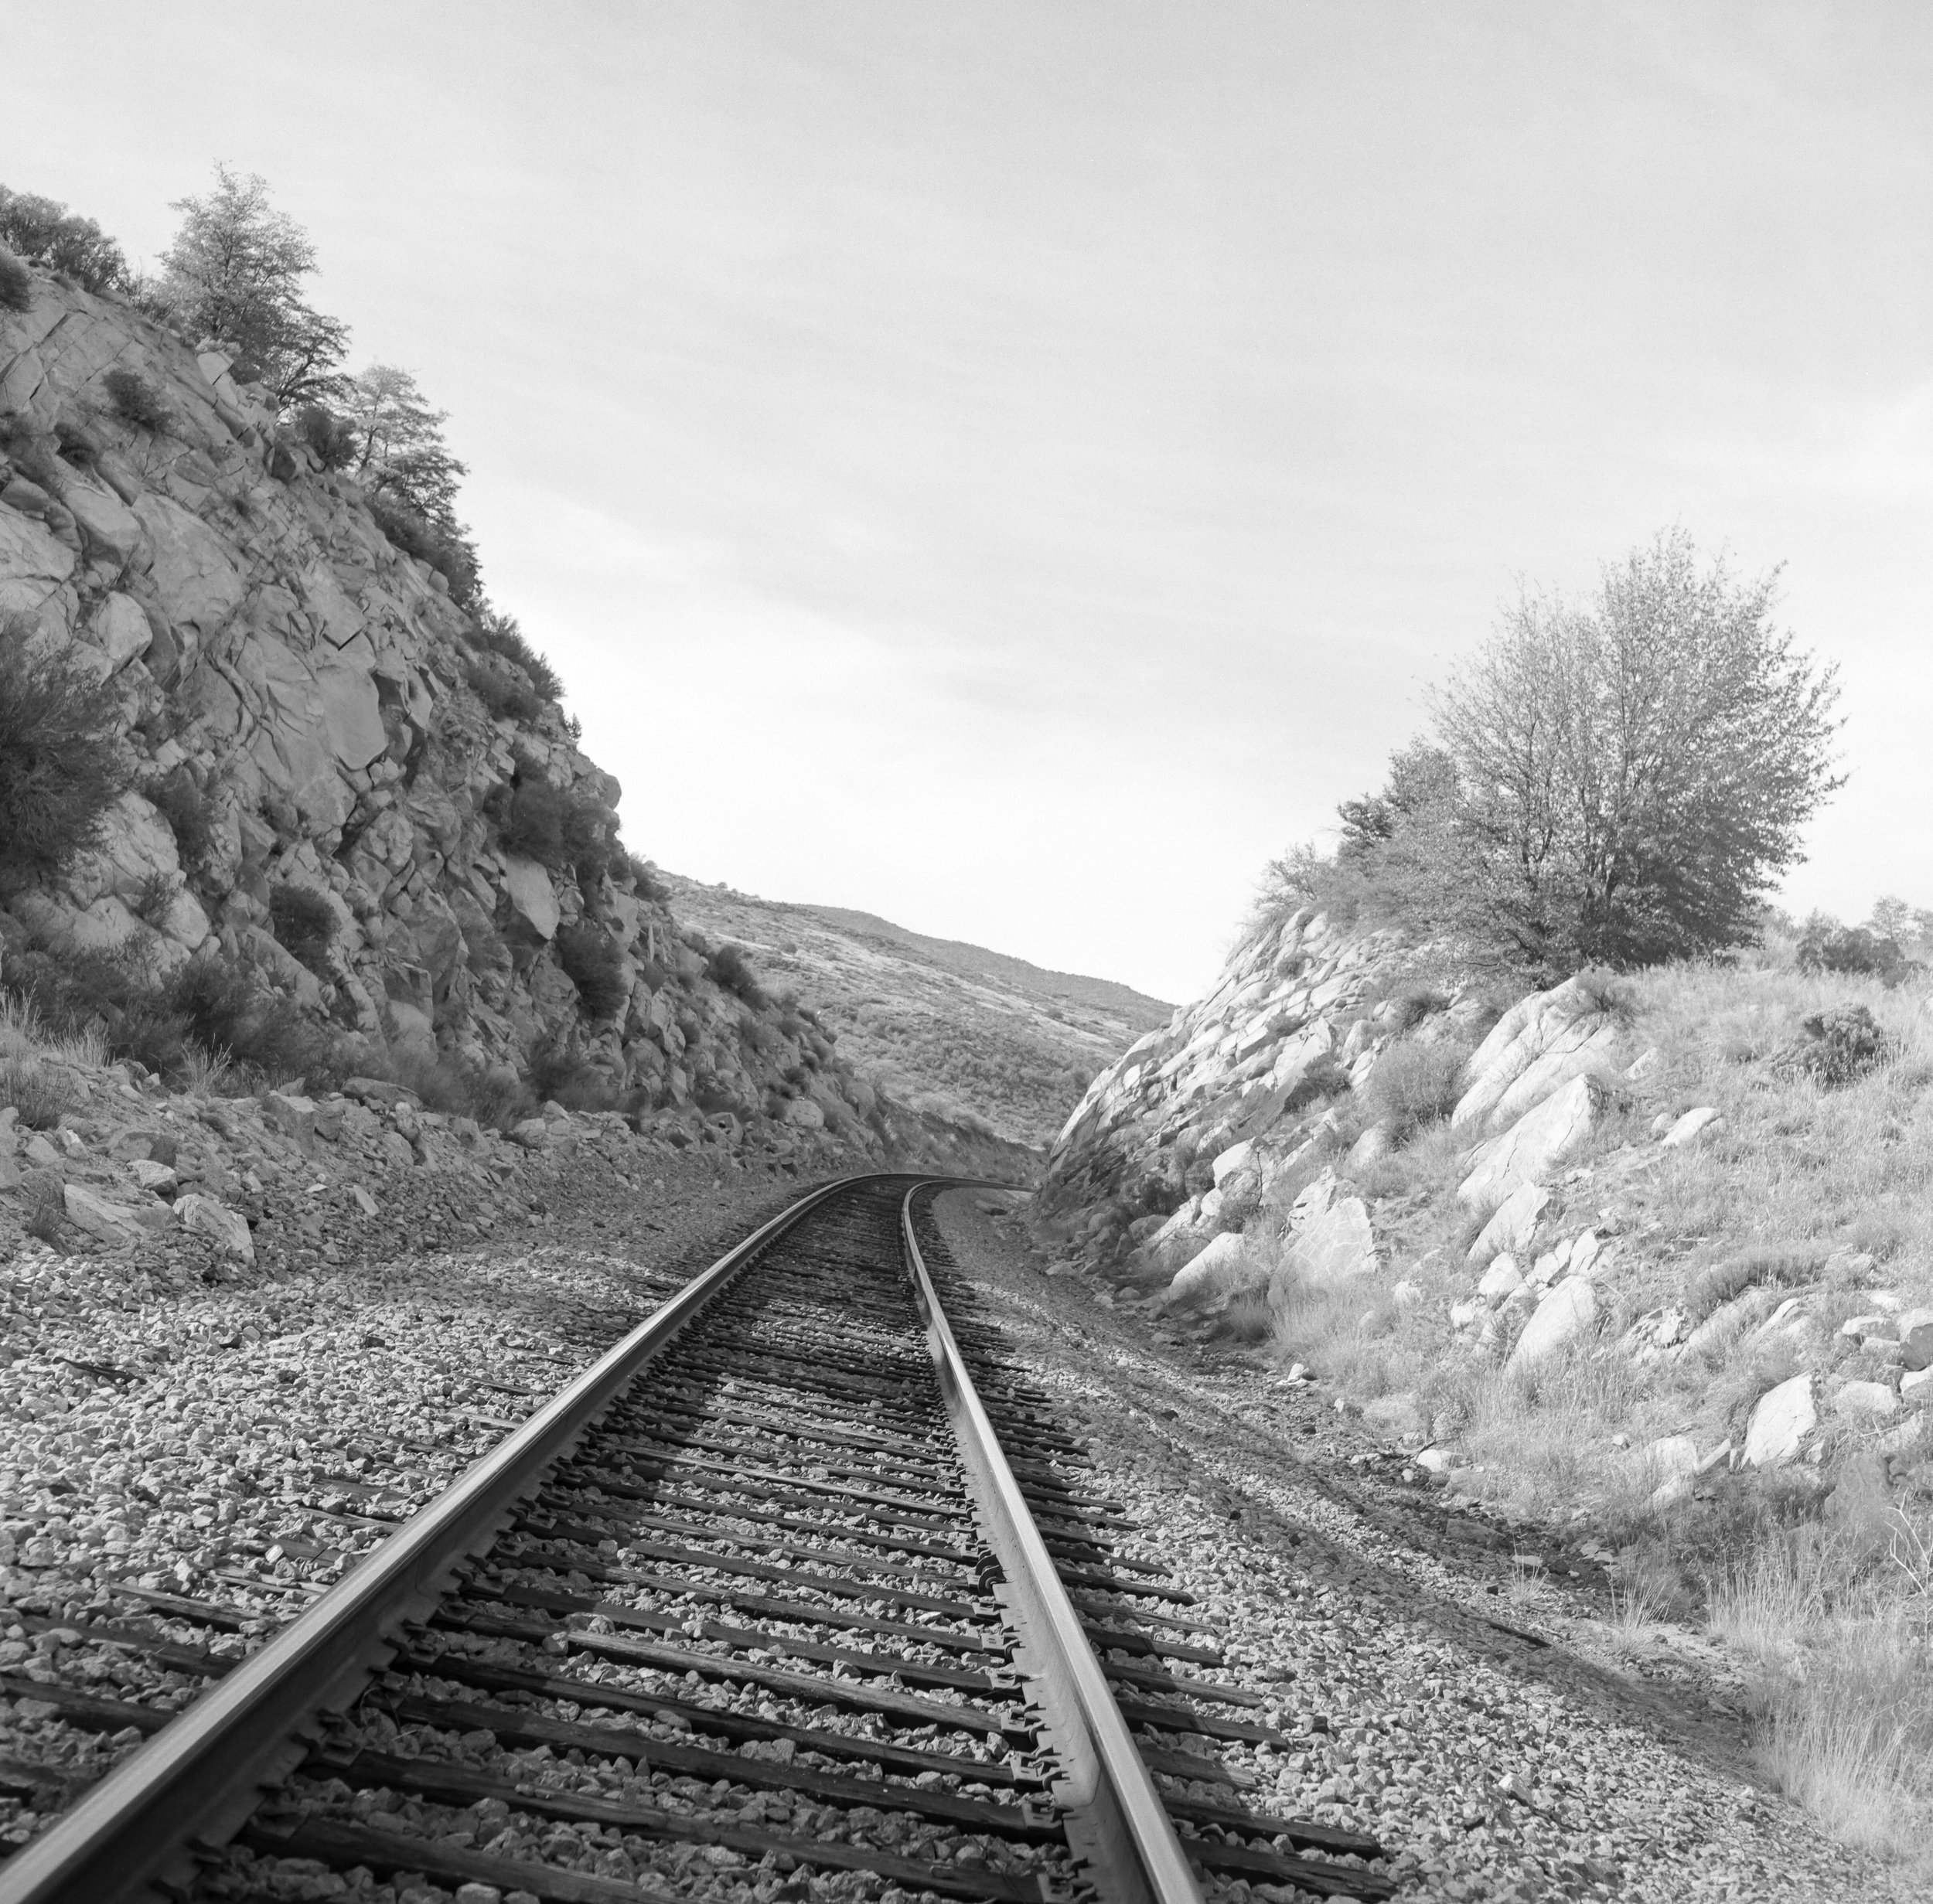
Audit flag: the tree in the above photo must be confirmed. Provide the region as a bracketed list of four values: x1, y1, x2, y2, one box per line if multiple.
[1430, 531, 1842, 971]
[342, 364, 468, 526]
[155, 165, 348, 412]
[0, 185, 130, 295]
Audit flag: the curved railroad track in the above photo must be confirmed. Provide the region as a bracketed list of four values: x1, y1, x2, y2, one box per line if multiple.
[0, 1176, 1393, 1904]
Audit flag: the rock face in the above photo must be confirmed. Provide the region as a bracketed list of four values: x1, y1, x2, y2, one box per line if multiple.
[1042, 907, 1403, 1221]
[1458, 1075, 1600, 1209]
[0, 264, 1023, 1177]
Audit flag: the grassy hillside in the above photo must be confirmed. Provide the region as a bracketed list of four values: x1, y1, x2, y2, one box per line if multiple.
[661, 877, 1172, 1149]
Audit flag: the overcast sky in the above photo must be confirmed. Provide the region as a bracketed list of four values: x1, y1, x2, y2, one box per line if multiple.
[10, 2, 1930, 1001]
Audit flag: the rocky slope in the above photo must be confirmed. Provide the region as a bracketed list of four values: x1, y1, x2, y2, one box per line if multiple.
[663, 875, 1171, 1149]
[0, 259, 1024, 1181]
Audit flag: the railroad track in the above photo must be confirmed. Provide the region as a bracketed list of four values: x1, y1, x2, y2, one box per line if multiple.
[0, 1176, 1394, 1904]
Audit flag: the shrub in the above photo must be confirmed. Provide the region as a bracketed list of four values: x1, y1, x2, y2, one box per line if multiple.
[170, 955, 334, 1083]
[706, 942, 767, 1008]
[0, 247, 32, 313]
[145, 765, 215, 873]
[0, 186, 129, 295]
[294, 402, 358, 470]
[495, 778, 568, 864]
[626, 853, 667, 901]
[369, 492, 479, 608]
[524, 1033, 623, 1112]
[133, 869, 180, 928]
[24, 1173, 66, 1248]
[0, 613, 131, 895]
[475, 609, 561, 701]
[268, 883, 337, 976]
[1794, 1004, 1890, 1089]
[101, 367, 172, 432]
[1795, 915, 1914, 986]
[1363, 1037, 1468, 1137]
[556, 923, 629, 1020]
[465, 657, 544, 726]
[0, 1054, 76, 1129]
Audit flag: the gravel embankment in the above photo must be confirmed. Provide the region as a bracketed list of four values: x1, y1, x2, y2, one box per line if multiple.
[0, 1124, 805, 1858]
[928, 1189, 1904, 1904]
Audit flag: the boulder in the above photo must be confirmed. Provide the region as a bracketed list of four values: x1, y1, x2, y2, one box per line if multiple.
[1505, 1278, 1597, 1373]
[87, 592, 154, 671]
[1901, 1368, 1933, 1403]
[1483, 1021, 1621, 1134]
[1476, 1254, 1525, 1304]
[503, 857, 560, 940]
[64, 481, 144, 564]
[1744, 1374, 1815, 1467]
[1166, 1231, 1254, 1304]
[1467, 1180, 1548, 1265]
[1281, 1194, 1376, 1289]
[1458, 1075, 1598, 1209]
[1897, 1307, 1933, 1372]
[1345, 1122, 1390, 1170]
[1832, 1380, 1900, 1423]
[263, 1090, 317, 1150]
[128, 1158, 176, 1193]
[1661, 1106, 1723, 1148]
[1210, 1139, 1254, 1186]
[1645, 1433, 1699, 1480]
[63, 1183, 147, 1243]
[175, 1191, 254, 1262]
[783, 1097, 826, 1131]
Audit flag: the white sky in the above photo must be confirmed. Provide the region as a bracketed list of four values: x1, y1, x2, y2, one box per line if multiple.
[9, 2, 1930, 1002]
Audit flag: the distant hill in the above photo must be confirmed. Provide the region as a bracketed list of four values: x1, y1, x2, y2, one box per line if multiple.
[663, 878, 1174, 1150]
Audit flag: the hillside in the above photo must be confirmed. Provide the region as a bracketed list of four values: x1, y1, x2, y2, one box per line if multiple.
[662, 876, 1172, 1149]
[0, 234, 1026, 1184]
[1036, 902, 1933, 1861]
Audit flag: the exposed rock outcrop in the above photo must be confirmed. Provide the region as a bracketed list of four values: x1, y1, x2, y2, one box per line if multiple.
[0, 260, 1024, 1179]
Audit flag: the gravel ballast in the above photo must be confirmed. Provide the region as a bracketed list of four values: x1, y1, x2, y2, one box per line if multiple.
[926, 1188, 1907, 1904]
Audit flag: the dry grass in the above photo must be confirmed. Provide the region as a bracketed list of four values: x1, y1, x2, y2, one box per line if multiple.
[0, 993, 104, 1128]
[1707, 1523, 1933, 1864]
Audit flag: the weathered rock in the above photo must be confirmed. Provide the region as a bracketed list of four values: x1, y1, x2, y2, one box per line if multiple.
[1458, 1075, 1598, 1209]
[1899, 1369, 1933, 1404]
[1744, 1374, 1815, 1467]
[1281, 1193, 1376, 1288]
[503, 856, 561, 941]
[87, 591, 154, 671]
[1505, 1278, 1597, 1373]
[1467, 1180, 1547, 1265]
[264, 1090, 317, 1150]
[1645, 1433, 1698, 1480]
[1897, 1307, 1933, 1372]
[62, 1183, 147, 1243]
[509, 1117, 550, 1150]
[174, 1191, 254, 1262]
[1660, 1105, 1722, 1148]
[1210, 1139, 1254, 1186]
[1166, 1231, 1255, 1304]
[128, 1158, 176, 1193]
[1832, 1379, 1899, 1423]
[1476, 1254, 1524, 1304]
[1453, 977, 1614, 1133]
[1345, 1122, 1390, 1171]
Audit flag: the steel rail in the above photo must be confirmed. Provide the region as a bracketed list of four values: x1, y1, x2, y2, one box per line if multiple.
[0, 1173, 888, 1904]
[899, 1185, 1206, 1904]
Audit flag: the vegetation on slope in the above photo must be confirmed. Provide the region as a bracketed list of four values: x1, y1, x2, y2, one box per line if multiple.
[663, 877, 1171, 1149]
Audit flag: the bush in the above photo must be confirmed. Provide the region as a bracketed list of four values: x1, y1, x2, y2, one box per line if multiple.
[475, 609, 561, 702]
[0, 186, 129, 295]
[556, 923, 629, 1020]
[465, 656, 544, 726]
[1363, 1037, 1468, 1137]
[268, 883, 337, 976]
[1795, 915, 1914, 986]
[294, 402, 358, 470]
[0, 1054, 76, 1129]
[626, 853, 667, 901]
[524, 1033, 625, 1113]
[1794, 1004, 1890, 1089]
[369, 492, 479, 608]
[102, 368, 172, 432]
[495, 778, 568, 864]
[0, 247, 32, 313]
[145, 766, 215, 873]
[169, 955, 334, 1083]
[706, 942, 767, 1008]
[0, 613, 131, 895]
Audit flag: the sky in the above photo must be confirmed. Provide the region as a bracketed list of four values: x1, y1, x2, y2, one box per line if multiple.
[8, 2, 1930, 1002]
